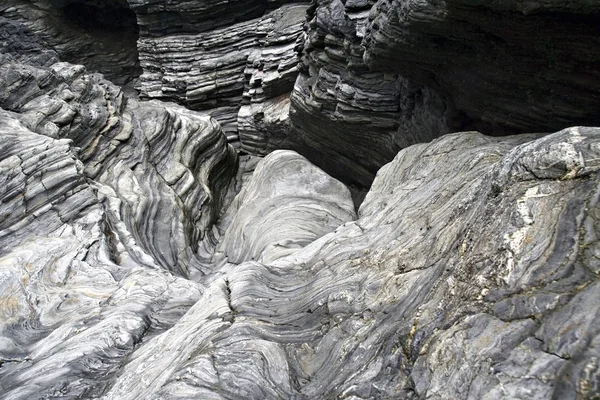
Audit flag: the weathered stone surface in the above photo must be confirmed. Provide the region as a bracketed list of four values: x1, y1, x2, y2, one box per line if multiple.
[0, 60, 237, 277]
[2, 1, 600, 399]
[363, 0, 600, 134]
[288, 0, 452, 187]
[211, 150, 356, 265]
[134, 3, 308, 145]
[1, 0, 141, 85]
[96, 127, 600, 399]
[0, 111, 205, 399]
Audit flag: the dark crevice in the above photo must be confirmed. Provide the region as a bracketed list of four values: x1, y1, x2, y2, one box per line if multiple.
[52, 0, 142, 86]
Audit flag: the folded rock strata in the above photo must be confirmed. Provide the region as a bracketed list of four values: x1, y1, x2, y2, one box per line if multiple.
[2, 91, 597, 397]
[210, 150, 357, 266]
[0, 111, 204, 399]
[287, 0, 600, 189]
[0, 60, 237, 277]
[363, 0, 600, 133]
[288, 0, 452, 188]
[1, 0, 600, 398]
[99, 126, 600, 399]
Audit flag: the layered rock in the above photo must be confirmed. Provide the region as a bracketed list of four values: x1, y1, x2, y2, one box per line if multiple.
[1, 1, 600, 399]
[0, 60, 237, 277]
[288, 0, 452, 188]
[210, 150, 357, 265]
[363, 0, 600, 133]
[0, 110, 204, 399]
[1, 50, 599, 396]
[133, 2, 308, 144]
[1, 0, 141, 84]
[99, 127, 600, 399]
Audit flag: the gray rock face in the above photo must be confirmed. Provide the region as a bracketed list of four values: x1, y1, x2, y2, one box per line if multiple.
[211, 150, 356, 265]
[1, 62, 599, 397]
[1, 0, 141, 85]
[133, 2, 308, 145]
[2, 0, 600, 399]
[0, 60, 237, 277]
[363, 0, 600, 134]
[288, 0, 452, 187]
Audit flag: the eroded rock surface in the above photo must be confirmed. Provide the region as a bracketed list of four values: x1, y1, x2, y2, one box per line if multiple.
[0, 60, 237, 277]
[133, 2, 308, 145]
[288, 0, 452, 187]
[1, 0, 141, 85]
[363, 0, 600, 133]
[1, 0, 600, 399]
[2, 82, 598, 397]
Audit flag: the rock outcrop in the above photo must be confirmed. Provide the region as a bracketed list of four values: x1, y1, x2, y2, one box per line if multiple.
[364, 0, 600, 134]
[102, 126, 600, 399]
[287, 0, 600, 188]
[1, 0, 600, 399]
[3, 113, 597, 398]
[287, 0, 454, 188]
[1, 0, 141, 85]
[132, 1, 308, 146]
[0, 60, 237, 277]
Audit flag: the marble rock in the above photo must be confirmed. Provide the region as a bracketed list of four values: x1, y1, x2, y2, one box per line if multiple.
[0, 110, 204, 399]
[0, 60, 237, 278]
[211, 150, 357, 265]
[64, 126, 600, 399]
[1, 0, 141, 85]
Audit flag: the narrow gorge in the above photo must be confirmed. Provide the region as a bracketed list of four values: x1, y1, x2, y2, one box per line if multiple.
[0, 1, 599, 399]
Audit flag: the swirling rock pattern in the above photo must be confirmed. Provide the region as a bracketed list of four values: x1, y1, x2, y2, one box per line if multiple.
[0, 59, 237, 277]
[99, 127, 600, 399]
[211, 150, 357, 265]
[0, 110, 204, 399]
[1, 0, 600, 399]
[1, 0, 141, 85]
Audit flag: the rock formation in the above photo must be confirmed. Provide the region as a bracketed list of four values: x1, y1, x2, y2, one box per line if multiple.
[287, 0, 600, 187]
[288, 0, 453, 187]
[1, 0, 600, 399]
[131, 1, 309, 146]
[2, 0, 141, 85]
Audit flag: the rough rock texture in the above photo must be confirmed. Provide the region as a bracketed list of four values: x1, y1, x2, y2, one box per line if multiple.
[287, 0, 600, 188]
[1, 0, 141, 85]
[98, 127, 600, 400]
[133, 2, 308, 145]
[2, 64, 599, 397]
[210, 150, 356, 266]
[288, 0, 453, 188]
[2, 0, 600, 398]
[363, 0, 600, 133]
[0, 110, 205, 399]
[0, 60, 237, 277]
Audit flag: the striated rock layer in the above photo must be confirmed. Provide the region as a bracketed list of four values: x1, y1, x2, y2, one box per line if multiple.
[288, 0, 600, 188]
[133, 2, 308, 145]
[1, 61, 599, 397]
[1, 0, 141, 85]
[1, 1, 600, 399]
[288, 0, 453, 188]
[0, 59, 237, 277]
[364, 0, 600, 134]
[100, 126, 600, 399]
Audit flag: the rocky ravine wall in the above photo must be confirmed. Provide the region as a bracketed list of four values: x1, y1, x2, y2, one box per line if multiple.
[1, 0, 600, 399]
[288, 0, 600, 187]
